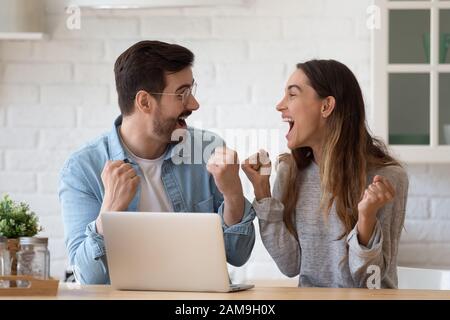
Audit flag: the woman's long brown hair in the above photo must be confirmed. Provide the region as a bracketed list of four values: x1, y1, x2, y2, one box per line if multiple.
[280, 60, 400, 240]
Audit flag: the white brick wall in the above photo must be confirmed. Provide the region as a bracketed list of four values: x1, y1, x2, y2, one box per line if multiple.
[4, 63, 72, 84]
[0, 0, 449, 281]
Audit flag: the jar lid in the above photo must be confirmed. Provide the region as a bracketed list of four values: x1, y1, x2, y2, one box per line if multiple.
[19, 237, 48, 246]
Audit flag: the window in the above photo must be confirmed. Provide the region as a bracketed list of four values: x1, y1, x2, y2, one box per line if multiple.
[372, 0, 450, 162]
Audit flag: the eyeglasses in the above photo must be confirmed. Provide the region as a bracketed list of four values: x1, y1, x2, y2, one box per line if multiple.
[148, 81, 197, 106]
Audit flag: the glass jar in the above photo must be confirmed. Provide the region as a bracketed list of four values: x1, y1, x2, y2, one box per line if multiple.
[0, 236, 10, 288]
[16, 237, 50, 280]
[0, 236, 9, 275]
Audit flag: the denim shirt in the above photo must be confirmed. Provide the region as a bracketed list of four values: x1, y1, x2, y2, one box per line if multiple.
[59, 116, 256, 284]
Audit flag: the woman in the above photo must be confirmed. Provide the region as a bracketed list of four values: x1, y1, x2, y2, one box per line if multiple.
[242, 59, 408, 288]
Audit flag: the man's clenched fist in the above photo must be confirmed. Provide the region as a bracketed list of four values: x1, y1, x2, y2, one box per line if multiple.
[207, 146, 243, 198]
[96, 160, 140, 235]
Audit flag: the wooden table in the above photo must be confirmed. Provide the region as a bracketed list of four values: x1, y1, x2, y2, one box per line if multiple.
[2, 283, 450, 300]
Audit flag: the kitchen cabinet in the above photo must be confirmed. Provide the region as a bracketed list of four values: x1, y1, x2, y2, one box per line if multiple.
[372, 0, 450, 162]
[0, 0, 46, 40]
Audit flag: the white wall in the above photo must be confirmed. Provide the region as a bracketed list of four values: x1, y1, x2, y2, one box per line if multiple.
[0, 0, 449, 280]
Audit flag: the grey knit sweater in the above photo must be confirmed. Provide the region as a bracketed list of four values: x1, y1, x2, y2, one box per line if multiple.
[253, 161, 408, 288]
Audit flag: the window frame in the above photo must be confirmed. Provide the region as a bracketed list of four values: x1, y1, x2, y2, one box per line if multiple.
[372, 0, 450, 163]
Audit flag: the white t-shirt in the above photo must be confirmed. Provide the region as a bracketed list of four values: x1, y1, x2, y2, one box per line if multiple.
[120, 135, 173, 212]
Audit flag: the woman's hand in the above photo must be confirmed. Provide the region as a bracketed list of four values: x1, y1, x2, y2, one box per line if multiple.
[358, 175, 396, 218]
[357, 175, 395, 246]
[241, 149, 272, 201]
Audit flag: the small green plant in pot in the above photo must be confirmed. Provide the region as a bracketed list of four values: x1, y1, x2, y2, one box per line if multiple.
[0, 194, 42, 275]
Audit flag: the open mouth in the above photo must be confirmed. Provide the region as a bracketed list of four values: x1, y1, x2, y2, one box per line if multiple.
[177, 116, 187, 127]
[282, 117, 294, 137]
[176, 112, 191, 128]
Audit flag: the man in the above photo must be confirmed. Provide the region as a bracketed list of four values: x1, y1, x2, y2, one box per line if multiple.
[59, 40, 256, 284]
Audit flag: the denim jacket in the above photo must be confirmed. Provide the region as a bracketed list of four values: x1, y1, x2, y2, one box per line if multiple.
[58, 116, 256, 284]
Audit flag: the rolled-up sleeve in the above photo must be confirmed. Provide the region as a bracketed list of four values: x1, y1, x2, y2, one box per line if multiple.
[215, 193, 256, 267]
[252, 171, 301, 278]
[346, 166, 409, 288]
[59, 159, 110, 284]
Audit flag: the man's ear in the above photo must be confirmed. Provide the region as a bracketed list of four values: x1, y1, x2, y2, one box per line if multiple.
[321, 96, 336, 118]
[135, 90, 156, 114]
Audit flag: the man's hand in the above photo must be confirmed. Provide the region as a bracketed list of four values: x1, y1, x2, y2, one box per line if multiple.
[207, 146, 243, 198]
[96, 160, 140, 235]
[207, 146, 244, 226]
[241, 149, 272, 201]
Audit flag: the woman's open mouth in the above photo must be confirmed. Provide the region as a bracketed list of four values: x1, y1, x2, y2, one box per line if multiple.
[282, 117, 294, 139]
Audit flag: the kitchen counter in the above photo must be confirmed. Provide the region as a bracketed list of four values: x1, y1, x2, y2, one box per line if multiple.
[2, 283, 450, 300]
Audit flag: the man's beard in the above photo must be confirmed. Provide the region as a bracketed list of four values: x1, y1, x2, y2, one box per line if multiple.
[153, 114, 178, 143]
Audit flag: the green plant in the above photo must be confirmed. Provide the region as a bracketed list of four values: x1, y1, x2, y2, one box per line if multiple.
[0, 194, 42, 238]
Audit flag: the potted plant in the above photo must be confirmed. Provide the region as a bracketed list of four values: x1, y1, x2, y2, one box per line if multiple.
[0, 194, 42, 275]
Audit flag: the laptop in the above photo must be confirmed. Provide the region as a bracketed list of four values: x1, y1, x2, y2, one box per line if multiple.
[102, 211, 254, 293]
